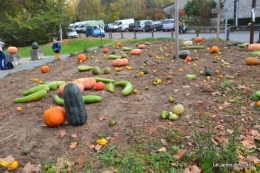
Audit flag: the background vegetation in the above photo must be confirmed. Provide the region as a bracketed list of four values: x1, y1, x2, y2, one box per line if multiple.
[0, 0, 219, 46]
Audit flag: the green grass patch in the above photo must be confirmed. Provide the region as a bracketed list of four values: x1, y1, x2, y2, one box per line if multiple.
[6, 38, 112, 58]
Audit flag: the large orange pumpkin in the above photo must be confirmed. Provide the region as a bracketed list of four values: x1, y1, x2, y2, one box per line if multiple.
[194, 36, 203, 43]
[77, 54, 87, 61]
[138, 44, 146, 49]
[40, 66, 50, 73]
[130, 49, 142, 55]
[7, 46, 18, 54]
[112, 58, 128, 67]
[74, 78, 96, 89]
[42, 106, 66, 128]
[248, 44, 260, 51]
[210, 46, 219, 54]
[58, 82, 84, 95]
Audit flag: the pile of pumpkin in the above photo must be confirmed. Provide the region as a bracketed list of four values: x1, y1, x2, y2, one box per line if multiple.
[246, 43, 260, 65]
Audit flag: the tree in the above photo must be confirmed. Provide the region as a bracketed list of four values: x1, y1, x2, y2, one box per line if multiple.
[184, 0, 216, 25]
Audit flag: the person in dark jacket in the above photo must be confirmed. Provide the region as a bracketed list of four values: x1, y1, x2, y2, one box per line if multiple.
[52, 37, 61, 60]
[0, 41, 7, 70]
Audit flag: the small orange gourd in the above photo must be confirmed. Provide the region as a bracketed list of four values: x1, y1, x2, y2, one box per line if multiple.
[245, 57, 260, 65]
[138, 44, 146, 49]
[7, 46, 18, 54]
[130, 49, 142, 55]
[42, 106, 66, 128]
[93, 82, 105, 91]
[194, 36, 203, 43]
[103, 48, 109, 53]
[77, 54, 86, 61]
[185, 56, 192, 62]
[115, 42, 122, 47]
[40, 66, 50, 73]
[210, 46, 219, 54]
[248, 44, 260, 51]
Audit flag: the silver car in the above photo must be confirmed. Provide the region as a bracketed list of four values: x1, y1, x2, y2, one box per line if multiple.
[162, 19, 175, 31]
[66, 28, 79, 38]
[133, 20, 152, 32]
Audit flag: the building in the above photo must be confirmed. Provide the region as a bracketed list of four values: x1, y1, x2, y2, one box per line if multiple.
[162, 0, 260, 20]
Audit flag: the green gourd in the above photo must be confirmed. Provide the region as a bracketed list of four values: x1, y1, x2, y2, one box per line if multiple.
[204, 66, 212, 76]
[63, 83, 87, 126]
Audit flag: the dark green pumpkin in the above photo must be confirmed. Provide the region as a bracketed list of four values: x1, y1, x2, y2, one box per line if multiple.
[63, 83, 87, 126]
[31, 42, 39, 50]
[179, 50, 190, 59]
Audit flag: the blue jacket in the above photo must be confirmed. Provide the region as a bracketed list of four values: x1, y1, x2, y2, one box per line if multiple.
[52, 42, 61, 53]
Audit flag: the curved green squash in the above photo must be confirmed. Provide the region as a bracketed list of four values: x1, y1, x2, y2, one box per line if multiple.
[63, 83, 87, 126]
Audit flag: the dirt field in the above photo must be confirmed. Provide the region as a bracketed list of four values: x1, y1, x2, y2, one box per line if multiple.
[0, 39, 260, 173]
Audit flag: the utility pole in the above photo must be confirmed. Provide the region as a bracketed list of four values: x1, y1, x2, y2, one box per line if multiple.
[224, 0, 230, 40]
[216, 0, 220, 41]
[250, 0, 256, 44]
[174, 0, 179, 60]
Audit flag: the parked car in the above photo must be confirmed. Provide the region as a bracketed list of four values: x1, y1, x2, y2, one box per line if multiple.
[162, 19, 175, 31]
[66, 28, 79, 38]
[85, 26, 105, 37]
[118, 23, 131, 32]
[133, 20, 152, 32]
[104, 23, 113, 32]
[144, 21, 163, 32]
[128, 23, 135, 32]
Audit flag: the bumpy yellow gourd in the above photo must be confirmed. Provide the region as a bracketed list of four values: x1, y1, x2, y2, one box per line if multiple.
[96, 138, 107, 146]
[0, 159, 18, 170]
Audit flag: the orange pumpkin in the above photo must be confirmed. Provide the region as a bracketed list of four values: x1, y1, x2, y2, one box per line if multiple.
[245, 57, 260, 65]
[194, 36, 203, 43]
[248, 44, 260, 51]
[130, 49, 142, 55]
[257, 100, 260, 106]
[58, 82, 84, 95]
[210, 46, 219, 54]
[185, 56, 192, 62]
[77, 54, 87, 61]
[75, 78, 96, 89]
[112, 58, 128, 67]
[40, 66, 50, 73]
[103, 48, 109, 53]
[138, 44, 146, 49]
[93, 82, 105, 91]
[115, 42, 122, 47]
[42, 106, 66, 128]
[7, 46, 18, 54]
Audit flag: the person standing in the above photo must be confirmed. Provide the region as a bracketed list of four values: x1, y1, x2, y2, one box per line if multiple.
[52, 37, 61, 60]
[179, 20, 183, 34]
[0, 41, 7, 70]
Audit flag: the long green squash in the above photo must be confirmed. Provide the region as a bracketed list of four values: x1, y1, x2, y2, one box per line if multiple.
[54, 95, 102, 106]
[23, 85, 49, 96]
[63, 83, 87, 126]
[15, 90, 47, 103]
[95, 77, 114, 83]
[182, 45, 204, 49]
[115, 80, 133, 96]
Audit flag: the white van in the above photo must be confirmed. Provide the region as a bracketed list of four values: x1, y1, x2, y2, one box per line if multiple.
[110, 19, 134, 32]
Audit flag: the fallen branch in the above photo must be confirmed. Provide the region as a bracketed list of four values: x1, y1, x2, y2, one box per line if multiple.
[0, 134, 14, 143]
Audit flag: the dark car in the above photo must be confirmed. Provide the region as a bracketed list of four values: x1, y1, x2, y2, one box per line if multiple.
[145, 21, 163, 32]
[85, 26, 105, 37]
[104, 23, 113, 32]
[128, 23, 135, 32]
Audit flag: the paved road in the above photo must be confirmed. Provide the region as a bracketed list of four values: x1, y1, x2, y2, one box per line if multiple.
[0, 54, 70, 79]
[79, 31, 260, 43]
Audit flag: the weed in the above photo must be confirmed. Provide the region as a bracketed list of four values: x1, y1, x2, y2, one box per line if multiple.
[219, 79, 232, 90]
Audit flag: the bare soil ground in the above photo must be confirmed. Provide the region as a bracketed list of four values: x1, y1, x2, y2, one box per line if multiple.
[0, 39, 260, 173]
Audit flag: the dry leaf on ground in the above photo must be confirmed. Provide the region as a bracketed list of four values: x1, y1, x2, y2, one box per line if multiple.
[241, 136, 256, 149]
[69, 142, 77, 149]
[57, 130, 66, 137]
[157, 147, 167, 152]
[173, 149, 186, 160]
[183, 165, 201, 173]
[23, 162, 41, 173]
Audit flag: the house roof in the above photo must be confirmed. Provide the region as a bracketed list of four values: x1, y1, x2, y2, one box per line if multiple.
[162, 2, 174, 9]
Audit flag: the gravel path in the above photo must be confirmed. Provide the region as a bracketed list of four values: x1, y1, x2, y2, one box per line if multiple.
[0, 54, 70, 79]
